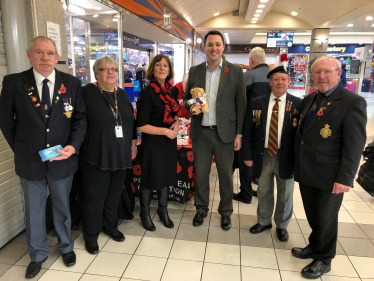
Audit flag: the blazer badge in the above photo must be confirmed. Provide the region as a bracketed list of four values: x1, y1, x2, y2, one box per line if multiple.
[292, 118, 298, 127]
[320, 124, 332, 138]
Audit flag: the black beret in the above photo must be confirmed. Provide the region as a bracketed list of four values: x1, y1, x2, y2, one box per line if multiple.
[267, 65, 288, 79]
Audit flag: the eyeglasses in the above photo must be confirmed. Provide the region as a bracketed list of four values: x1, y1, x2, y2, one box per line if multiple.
[312, 69, 339, 76]
[98, 68, 118, 73]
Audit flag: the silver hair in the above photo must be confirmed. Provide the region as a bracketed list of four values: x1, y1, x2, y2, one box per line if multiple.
[248, 47, 266, 63]
[27, 36, 59, 57]
[311, 56, 342, 71]
[92, 56, 118, 78]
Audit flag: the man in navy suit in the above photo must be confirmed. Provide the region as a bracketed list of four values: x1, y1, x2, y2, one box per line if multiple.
[0, 36, 86, 278]
[242, 66, 302, 242]
[292, 56, 366, 279]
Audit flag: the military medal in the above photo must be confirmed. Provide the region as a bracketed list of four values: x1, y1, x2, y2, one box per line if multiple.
[286, 101, 292, 111]
[327, 102, 331, 105]
[252, 110, 256, 123]
[256, 110, 261, 127]
[320, 124, 332, 138]
[63, 98, 73, 118]
[292, 118, 298, 127]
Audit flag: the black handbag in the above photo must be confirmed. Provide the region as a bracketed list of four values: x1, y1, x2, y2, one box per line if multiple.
[356, 142, 374, 196]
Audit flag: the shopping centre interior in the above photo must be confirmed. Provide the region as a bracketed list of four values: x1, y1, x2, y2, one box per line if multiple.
[1, 0, 374, 280]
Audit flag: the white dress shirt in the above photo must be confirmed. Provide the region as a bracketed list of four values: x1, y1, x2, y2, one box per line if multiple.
[33, 69, 56, 106]
[264, 92, 287, 148]
[202, 60, 222, 126]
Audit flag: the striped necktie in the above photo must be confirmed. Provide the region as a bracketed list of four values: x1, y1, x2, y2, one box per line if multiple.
[268, 98, 280, 156]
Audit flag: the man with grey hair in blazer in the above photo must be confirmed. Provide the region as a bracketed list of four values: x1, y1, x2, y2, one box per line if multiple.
[184, 30, 246, 230]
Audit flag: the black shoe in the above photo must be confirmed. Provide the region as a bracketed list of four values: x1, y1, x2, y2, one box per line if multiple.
[104, 230, 125, 242]
[193, 212, 207, 226]
[291, 246, 315, 259]
[221, 215, 232, 231]
[233, 193, 251, 204]
[252, 190, 257, 197]
[276, 228, 289, 242]
[25, 258, 47, 279]
[301, 260, 331, 279]
[62, 251, 76, 267]
[249, 223, 272, 234]
[85, 241, 99, 255]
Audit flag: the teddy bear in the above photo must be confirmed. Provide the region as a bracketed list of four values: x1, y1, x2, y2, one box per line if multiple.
[187, 87, 210, 115]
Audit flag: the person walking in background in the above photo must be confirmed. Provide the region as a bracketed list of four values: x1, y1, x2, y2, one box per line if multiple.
[293, 56, 367, 279]
[340, 64, 347, 87]
[123, 64, 133, 83]
[242, 66, 302, 242]
[233, 47, 272, 203]
[184, 30, 246, 231]
[80, 56, 137, 255]
[136, 63, 147, 89]
[0, 36, 87, 278]
[136, 54, 179, 231]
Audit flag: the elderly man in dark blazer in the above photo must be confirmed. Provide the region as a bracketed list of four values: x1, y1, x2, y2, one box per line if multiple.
[242, 66, 302, 242]
[292, 56, 367, 279]
[0, 36, 86, 279]
[184, 30, 246, 231]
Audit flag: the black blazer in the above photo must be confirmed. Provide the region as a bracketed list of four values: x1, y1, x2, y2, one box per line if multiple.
[294, 85, 367, 190]
[0, 68, 87, 181]
[242, 93, 302, 179]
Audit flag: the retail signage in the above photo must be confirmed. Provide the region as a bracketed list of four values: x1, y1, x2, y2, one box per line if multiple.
[267, 32, 294, 48]
[288, 44, 363, 54]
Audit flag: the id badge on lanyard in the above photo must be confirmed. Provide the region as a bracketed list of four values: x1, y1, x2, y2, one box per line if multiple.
[115, 125, 123, 138]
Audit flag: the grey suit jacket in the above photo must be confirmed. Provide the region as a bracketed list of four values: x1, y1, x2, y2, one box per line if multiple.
[184, 59, 246, 143]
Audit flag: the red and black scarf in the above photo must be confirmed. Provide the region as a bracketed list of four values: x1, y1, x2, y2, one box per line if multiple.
[150, 81, 179, 124]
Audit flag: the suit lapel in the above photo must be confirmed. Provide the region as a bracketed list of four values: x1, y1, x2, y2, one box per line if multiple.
[281, 93, 292, 138]
[22, 68, 46, 123]
[48, 69, 63, 123]
[216, 60, 228, 100]
[198, 63, 207, 89]
[302, 88, 340, 135]
[261, 95, 270, 137]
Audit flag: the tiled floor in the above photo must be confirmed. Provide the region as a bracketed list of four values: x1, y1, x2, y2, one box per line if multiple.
[1, 89, 374, 281]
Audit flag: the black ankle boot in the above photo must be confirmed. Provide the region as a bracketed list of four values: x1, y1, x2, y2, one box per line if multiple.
[157, 187, 174, 228]
[140, 189, 156, 231]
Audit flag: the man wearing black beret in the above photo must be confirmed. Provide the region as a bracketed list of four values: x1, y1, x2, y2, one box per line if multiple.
[242, 65, 302, 241]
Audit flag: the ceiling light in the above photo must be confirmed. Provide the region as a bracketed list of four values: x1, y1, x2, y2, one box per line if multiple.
[196, 38, 202, 44]
[104, 11, 117, 14]
[114, 15, 120, 18]
[214, 12, 219, 16]
[347, 23, 353, 27]
[252, 18, 258, 21]
[112, 17, 118, 22]
[251, 21, 257, 23]
[257, 4, 265, 8]
[372, 23, 374, 27]
[366, 16, 373, 20]
[93, 14, 98, 17]
[255, 10, 263, 13]
[291, 11, 298, 16]
[253, 14, 260, 18]
[260, 0, 268, 2]
[94, 7, 101, 10]
[186, 38, 192, 43]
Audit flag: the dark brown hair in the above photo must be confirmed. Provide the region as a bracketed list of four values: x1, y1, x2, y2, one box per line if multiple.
[204, 30, 225, 46]
[146, 54, 174, 82]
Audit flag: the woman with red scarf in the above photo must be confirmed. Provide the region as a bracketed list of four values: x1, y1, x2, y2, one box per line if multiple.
[136, 54, 179, 231]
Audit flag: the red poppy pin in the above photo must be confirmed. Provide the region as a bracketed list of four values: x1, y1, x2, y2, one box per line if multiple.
[59, 84, 67, 94]
[224, 67, 229, 73]
[293, 109, 299, 114]
[317, 107, 326, 117]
